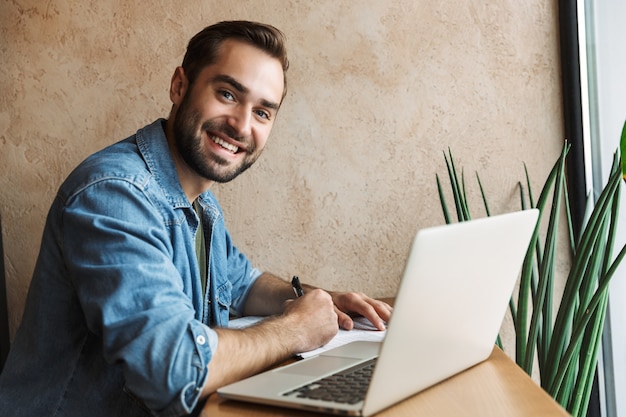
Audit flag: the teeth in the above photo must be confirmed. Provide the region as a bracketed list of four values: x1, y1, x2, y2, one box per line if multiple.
[211, 136, 239, 153]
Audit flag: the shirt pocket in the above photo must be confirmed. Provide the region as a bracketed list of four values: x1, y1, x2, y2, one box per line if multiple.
[215, 281, 233, 326]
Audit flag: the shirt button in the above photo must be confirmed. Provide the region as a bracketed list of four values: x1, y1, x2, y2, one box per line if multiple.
[196, 335, 206, 345]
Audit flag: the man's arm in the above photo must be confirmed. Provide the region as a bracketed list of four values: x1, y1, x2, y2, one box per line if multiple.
[200, 273, 393, 395]
[201, 288, 338, 394]
[241, 272, 298, 316]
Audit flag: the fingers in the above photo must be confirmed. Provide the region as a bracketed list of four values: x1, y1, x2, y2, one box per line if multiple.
[335, 307, 354, 330]
[371, 299, 393, 322]
[331, 292, 393, 331]
[360, 303, 386, 331]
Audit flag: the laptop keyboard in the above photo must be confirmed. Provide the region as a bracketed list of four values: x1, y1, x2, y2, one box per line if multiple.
[283, 358, 377, 405]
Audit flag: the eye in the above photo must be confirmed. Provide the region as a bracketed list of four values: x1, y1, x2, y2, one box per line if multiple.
[254, 109, 271, 120]
[219, 90, 235, 101]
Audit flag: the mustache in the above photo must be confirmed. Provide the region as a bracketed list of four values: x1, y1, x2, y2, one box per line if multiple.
[201, 120, 249, 146]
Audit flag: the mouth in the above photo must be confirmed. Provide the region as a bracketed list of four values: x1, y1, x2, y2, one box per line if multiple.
[210, 135, 240, 154]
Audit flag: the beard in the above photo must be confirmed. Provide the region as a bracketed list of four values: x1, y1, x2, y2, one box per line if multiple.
[172, 93, 260, 183]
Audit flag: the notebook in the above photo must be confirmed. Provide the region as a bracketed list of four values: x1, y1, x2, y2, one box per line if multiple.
[218, 209, 539, 416]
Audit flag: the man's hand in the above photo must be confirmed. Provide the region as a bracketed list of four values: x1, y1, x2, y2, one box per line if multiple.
[328, 291, 393, 331]
[281, 289, 339, 352]
[243, 273, 393, 333]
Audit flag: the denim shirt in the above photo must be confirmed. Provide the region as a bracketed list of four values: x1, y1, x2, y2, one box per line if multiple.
[0, 119, 260, 417]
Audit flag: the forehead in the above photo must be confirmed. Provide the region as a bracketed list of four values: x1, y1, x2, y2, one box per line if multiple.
[196, 39, 285, 105]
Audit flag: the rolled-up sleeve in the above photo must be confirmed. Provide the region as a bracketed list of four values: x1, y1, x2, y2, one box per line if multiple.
[168, 321, 218, 416]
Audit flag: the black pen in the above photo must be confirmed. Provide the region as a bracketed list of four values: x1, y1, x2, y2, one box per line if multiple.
[291, 276, 304, 298]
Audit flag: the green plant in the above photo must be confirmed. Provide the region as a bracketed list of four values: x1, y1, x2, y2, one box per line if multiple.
[436, 120, 626, 417]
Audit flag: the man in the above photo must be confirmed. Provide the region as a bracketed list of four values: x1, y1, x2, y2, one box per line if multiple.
[0, 21, 391, 416]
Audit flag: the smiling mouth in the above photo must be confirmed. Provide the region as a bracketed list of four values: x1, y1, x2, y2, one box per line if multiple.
[210, 135, 239, 154]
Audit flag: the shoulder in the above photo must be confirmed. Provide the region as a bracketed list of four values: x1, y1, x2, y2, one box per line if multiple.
[60, 119, 172, 198]
[59, 135, 151, 201]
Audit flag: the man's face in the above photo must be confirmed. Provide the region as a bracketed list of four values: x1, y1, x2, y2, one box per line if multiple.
[172, 40, 285, 183]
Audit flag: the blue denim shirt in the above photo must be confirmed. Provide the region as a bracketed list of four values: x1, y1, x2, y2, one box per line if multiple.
[0, 119, 260, 416]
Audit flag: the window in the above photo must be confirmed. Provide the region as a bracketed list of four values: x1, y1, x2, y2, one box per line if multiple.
[578, 1, 626, 416]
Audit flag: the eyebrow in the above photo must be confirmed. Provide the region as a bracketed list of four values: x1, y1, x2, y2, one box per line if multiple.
[212, 74, 281, 111]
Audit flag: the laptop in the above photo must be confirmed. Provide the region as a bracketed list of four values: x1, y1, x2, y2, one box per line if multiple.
[218, 209, 539, 416]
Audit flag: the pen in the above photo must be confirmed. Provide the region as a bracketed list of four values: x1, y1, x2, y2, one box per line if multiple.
[291, 275, 304, 298]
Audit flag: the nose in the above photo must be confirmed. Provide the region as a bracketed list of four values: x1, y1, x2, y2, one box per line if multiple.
[227, 106, 252, 138]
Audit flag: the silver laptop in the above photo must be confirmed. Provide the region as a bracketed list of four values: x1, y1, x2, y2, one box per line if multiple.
[218, 209, 539, 416]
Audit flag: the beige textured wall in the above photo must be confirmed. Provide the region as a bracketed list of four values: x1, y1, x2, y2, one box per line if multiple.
[0, 0, 563, 350]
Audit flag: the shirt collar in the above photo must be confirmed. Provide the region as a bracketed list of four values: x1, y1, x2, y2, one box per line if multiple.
[136, 118, 190, 209]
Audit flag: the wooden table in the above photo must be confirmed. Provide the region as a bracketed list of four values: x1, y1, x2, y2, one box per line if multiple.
[200, 346, 571, 416]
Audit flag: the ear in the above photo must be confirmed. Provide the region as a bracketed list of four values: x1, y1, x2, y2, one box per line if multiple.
[169, 66, 188, 106]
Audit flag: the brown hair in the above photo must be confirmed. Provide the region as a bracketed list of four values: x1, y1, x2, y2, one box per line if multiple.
[182, 20, 289, 101]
